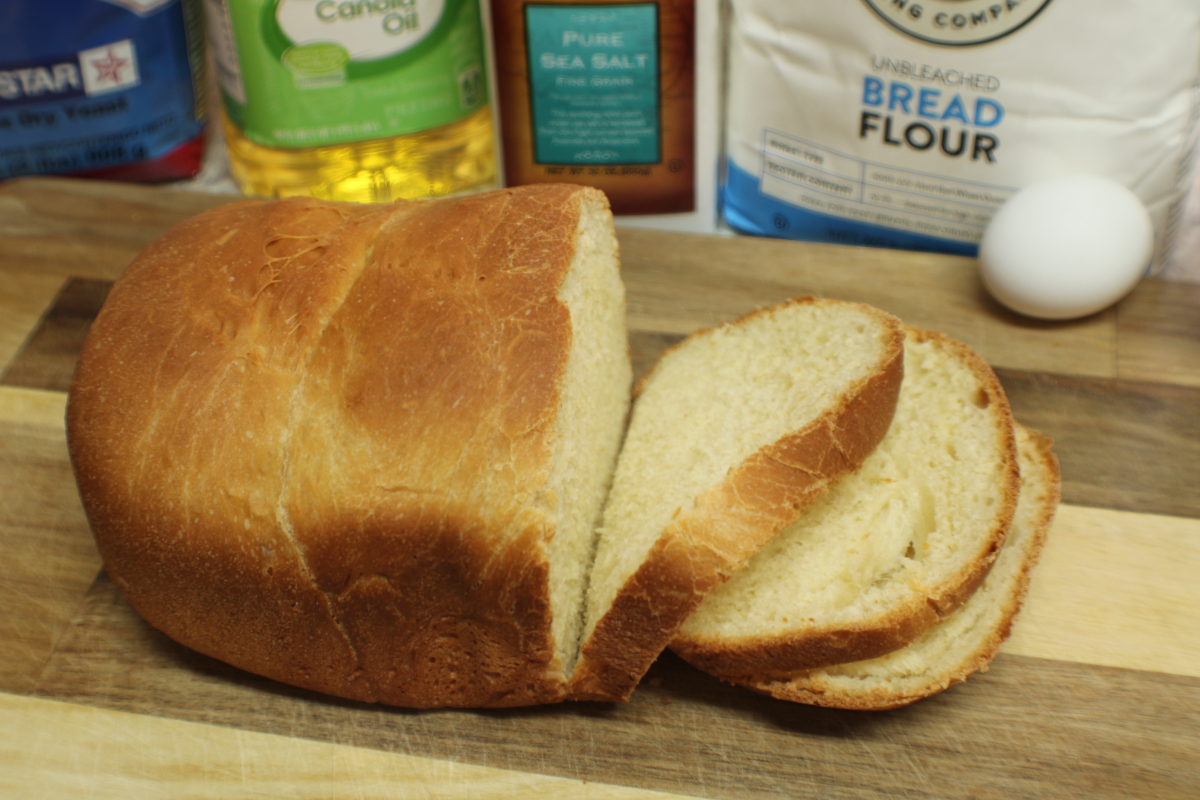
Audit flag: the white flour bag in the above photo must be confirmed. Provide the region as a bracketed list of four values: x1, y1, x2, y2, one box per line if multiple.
[721, 0, 1200, 275]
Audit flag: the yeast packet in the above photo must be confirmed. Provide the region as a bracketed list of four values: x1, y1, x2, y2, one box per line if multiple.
[0, 0, 207, 182]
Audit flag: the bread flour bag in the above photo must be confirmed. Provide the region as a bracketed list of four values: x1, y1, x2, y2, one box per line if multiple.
[720, 0, 1200, 272]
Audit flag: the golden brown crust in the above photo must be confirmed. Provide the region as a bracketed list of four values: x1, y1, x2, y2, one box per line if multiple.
[734, 426, 1060, 710]
[669, 327, 1021, 677]
[68, 184, 612, 708]
[569, 297, 907, 701]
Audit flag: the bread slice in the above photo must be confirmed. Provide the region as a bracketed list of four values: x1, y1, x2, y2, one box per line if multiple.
[68, 185, 631, 708]
[671, 328, 1020, 678]
[569, 297, 906, 701]
[728, 426, 1059, 709]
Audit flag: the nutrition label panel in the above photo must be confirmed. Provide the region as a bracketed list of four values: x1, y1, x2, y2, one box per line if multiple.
[759, 129, 1016, 244]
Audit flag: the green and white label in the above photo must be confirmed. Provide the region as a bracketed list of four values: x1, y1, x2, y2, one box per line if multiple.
[275, 0, 446, 61]
[205, 0, 488, 147]
[525, 3, 660, 164]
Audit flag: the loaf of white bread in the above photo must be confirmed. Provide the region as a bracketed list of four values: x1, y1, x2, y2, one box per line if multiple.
[68, 186, 914, 707]
[69, 186, 1053, 709]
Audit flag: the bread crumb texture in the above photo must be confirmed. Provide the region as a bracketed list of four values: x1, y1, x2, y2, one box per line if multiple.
[730, 426, 1059, 709]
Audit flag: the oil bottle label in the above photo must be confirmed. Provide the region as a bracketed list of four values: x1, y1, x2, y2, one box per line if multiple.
[205, 0, 489, 148]
[524, 3, 660, 164]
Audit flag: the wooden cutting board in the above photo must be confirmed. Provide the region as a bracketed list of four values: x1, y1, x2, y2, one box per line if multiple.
[1, 177, 1197, 799]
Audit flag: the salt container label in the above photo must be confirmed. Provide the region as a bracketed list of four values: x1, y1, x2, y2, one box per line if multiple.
[525, 3, 660, 165]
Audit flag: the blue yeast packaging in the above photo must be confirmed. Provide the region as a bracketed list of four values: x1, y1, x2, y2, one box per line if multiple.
[0, 0, 207, 182]
[721, 0, 1200, 274]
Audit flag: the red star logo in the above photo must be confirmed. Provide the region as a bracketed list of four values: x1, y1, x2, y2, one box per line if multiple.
[90, 48, 129, 86]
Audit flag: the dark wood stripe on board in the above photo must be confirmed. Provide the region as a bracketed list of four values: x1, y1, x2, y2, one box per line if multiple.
[999, 368, 1200, 519]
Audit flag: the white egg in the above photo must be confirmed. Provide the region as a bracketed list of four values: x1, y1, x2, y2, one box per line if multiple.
[979, 175, 1153, 320]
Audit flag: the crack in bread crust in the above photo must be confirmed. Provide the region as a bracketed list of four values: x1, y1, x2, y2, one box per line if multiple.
[266, 207, 410, 703]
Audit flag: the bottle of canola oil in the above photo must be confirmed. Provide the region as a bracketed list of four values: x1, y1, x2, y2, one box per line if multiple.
[203, 0, 498, 202]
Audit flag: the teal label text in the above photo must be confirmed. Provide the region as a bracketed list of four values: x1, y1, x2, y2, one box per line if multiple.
[525, 3, 659, 164]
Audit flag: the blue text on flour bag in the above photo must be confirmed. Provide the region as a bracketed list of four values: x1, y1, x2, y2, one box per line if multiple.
[0, 0, 206, 182]
[858, 76, 1004, 164]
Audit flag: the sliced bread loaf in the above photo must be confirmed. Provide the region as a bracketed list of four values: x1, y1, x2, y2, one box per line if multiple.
[671, 328, 1020, 678]
[728, 425, 1059, 709]
[68, 185, 631, 708]
[569, 297, 906, 701]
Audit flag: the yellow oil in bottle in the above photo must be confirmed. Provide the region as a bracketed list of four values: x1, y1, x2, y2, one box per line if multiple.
[205, 0, 498, 204]
[221, 105, 498, 203]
